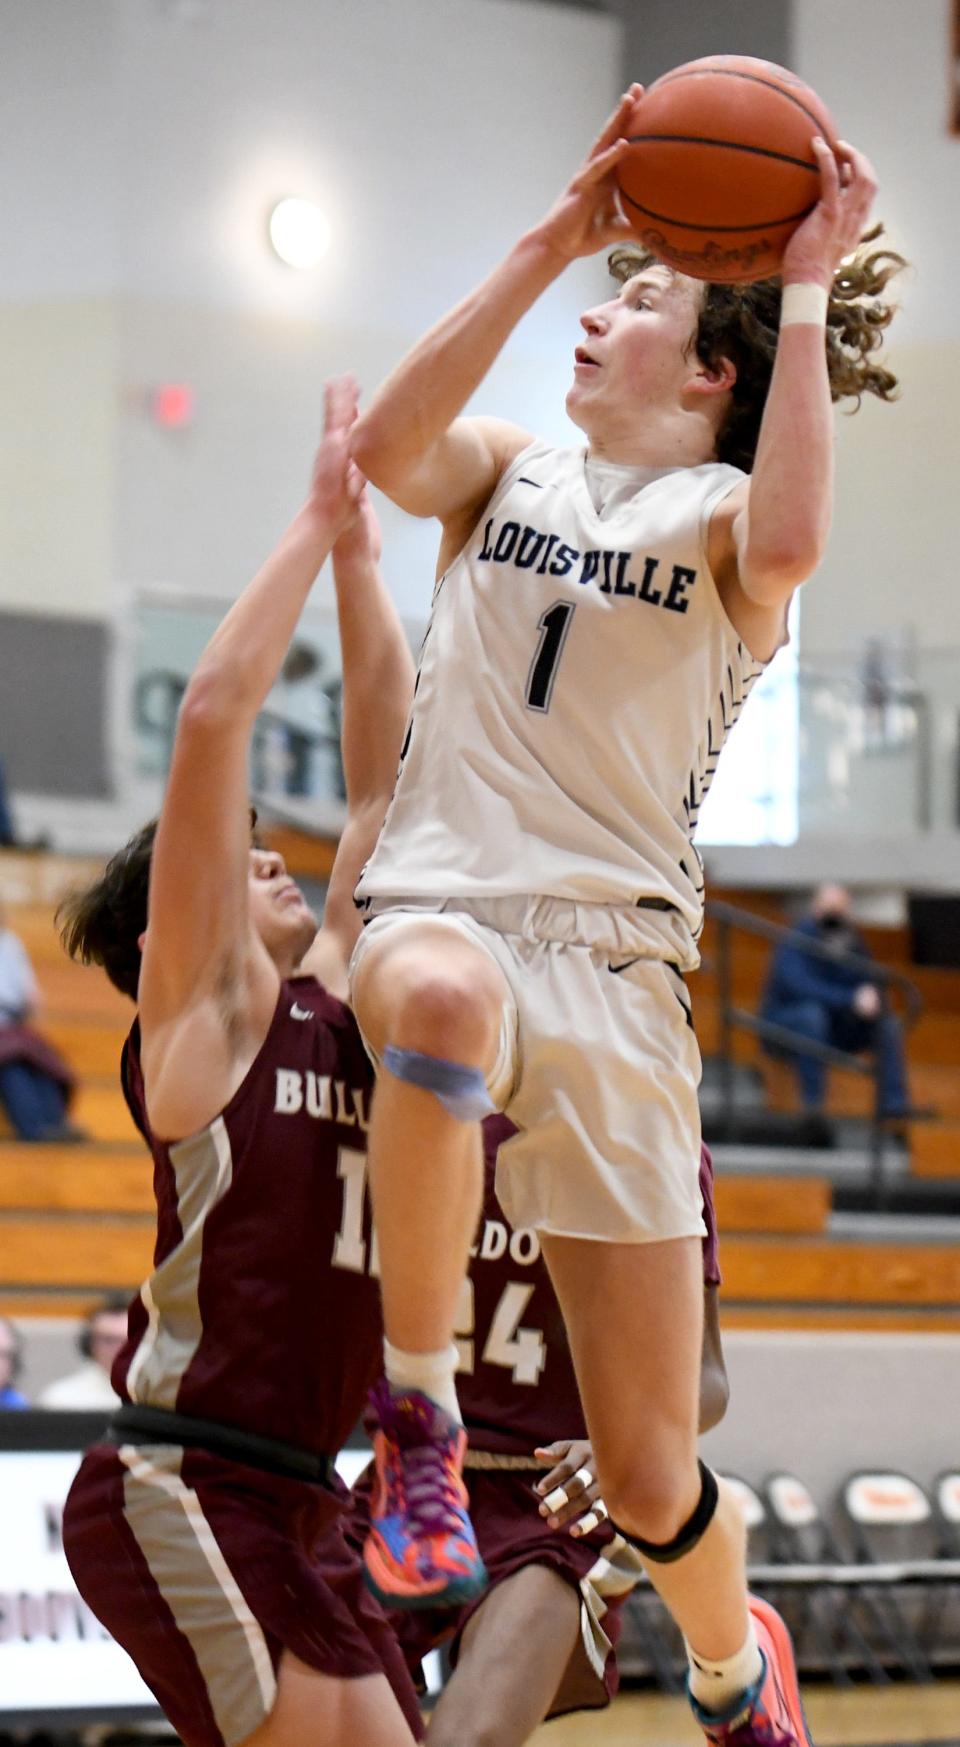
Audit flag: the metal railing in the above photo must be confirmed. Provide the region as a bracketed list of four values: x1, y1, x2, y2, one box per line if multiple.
[707, 900, 924, 1203]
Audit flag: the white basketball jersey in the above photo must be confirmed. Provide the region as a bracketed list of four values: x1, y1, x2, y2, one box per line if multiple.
[358, 439, 764, 960]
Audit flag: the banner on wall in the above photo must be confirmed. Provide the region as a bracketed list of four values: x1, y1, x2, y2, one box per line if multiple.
[0, 1415, 375, 1723]
[0, 1440, 158, 1720]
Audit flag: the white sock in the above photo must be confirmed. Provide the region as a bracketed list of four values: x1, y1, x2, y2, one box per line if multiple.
[686, 1621, 763, 1714]
[384, 1339, 462, 1424]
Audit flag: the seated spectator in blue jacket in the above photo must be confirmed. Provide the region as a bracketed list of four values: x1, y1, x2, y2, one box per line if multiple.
[0, 899, 83, 1143]
[0, 1316, 28, 1409]
[761, 883, 911, 1117]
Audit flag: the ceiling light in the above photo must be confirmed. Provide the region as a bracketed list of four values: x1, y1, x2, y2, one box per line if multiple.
[268, 198, 331, 269]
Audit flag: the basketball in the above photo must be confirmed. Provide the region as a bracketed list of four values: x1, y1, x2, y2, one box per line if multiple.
[616, 55, 840, 284]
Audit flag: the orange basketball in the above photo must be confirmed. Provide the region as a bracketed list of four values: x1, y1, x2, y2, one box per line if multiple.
[616, 55, 840, 283]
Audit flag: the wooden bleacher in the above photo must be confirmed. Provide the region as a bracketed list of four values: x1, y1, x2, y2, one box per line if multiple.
[1, 855, 958, 1332]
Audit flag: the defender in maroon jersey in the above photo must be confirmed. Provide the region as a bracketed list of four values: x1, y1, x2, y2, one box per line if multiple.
[346, 1119, 727, 1744]
[58, 384, 423, 1747]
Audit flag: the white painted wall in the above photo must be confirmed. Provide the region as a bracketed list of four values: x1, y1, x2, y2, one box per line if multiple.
[794, 0, 960, 654]
[702, 1329, 960, 1508]
[112, 0, 622, 619]
[0, 0, 622, 626]
[0, 2, 120, 620]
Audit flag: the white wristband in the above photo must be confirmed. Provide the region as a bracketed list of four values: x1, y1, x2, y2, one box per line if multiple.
[780, 282, 829, 328]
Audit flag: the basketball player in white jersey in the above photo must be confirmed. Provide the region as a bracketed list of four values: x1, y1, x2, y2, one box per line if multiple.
[346, 88, 902, 1746]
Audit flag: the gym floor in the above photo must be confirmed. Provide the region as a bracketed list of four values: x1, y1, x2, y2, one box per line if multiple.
[529, 1682, 960, 1745]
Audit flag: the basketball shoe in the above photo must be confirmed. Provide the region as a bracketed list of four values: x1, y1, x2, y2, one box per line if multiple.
[688, 1595, 813, 1745]
[362, 1379, 488, 1610]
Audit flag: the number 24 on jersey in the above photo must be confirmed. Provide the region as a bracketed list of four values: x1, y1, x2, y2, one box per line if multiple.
[332, 1147, 547, 1387]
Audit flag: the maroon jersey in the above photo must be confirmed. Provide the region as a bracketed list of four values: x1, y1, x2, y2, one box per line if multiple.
[457, 1118, 721, 1455]
[116, 975, 381, 1456]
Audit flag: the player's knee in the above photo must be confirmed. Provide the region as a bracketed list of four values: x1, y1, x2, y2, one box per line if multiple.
[389, 961, 503, 1062]
[603, 1450, 701, 1547]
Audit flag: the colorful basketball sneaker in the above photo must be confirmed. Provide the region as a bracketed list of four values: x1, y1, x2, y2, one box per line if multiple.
[362, 1380, 488, 1610]
[688, 1595, 813, 1746]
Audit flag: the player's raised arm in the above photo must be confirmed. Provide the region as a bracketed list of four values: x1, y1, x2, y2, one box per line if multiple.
[299, 497, 415, 999]
[350, 89, 641, 528]
[138, 378, 364, 1064]
[727, 140, 877, 604]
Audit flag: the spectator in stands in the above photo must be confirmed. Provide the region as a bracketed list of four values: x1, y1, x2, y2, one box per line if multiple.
[760, 882, 912, 1116]
[0, 1315, 28, 1409]
[0, 898, 85, 1143]
[38, 1295, 126, 1409]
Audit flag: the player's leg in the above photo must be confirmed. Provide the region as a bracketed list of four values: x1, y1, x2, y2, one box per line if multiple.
[240, 1652, 420, 1747]
[351, 916, 515, 1607]
[541, 1233, 811, 1743]
[352, 917, 512, 1360]
[424, 1566, 581, 1747]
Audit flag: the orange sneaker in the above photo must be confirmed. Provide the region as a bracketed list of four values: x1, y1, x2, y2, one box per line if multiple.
[688, 1595, 813, 1745]
[362, 1381, 488, 1611]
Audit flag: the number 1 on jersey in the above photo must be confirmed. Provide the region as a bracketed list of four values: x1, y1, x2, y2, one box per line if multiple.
[525, 600, 576, 713]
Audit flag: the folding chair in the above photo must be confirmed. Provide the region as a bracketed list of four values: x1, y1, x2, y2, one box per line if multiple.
[929, 1470, 960, 1660]
[722, 1474, 770, 1551]
[603, 1538, 685, 1695]
[933, 1470, 960, 1555]
[840, 1469, 937, 1681]
[718, 1472, 822, 1672]
[762, 1470, 886, 1684]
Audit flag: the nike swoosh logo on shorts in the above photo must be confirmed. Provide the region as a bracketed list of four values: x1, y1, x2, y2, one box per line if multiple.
[290, 1003, 312, 1021]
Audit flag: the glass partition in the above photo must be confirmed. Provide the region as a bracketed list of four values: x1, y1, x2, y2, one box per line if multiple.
[132, 592, 960, 845]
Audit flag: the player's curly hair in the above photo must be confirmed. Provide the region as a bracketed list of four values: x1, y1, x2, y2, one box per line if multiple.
[58, 809, 260, 1002]
[608, 225, 906, 473]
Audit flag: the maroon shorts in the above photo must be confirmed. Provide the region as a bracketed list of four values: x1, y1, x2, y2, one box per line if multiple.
[63, 1443, 423, 1747]
[346, 1461, 628, 1719]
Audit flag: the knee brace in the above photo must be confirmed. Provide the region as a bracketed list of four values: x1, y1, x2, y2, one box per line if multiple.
[609, 1460, 719, 1565]
[382, 1045, 497, 1121]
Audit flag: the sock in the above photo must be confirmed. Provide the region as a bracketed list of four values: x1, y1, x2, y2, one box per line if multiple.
[686, 1621, 763, 1714]
[384, 1339, 462, 1424]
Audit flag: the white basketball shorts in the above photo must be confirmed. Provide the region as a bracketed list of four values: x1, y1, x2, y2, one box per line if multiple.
[348, 894, 705, 1246]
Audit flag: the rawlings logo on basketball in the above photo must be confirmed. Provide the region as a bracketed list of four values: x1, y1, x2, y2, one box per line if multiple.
[618, 54, 839, 284]
[639, 229, 781, 275]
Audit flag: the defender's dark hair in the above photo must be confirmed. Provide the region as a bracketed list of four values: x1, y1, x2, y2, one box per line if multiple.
[608, 225, 906, 473]
[58, 819, 159, 1002]
[57, 809, 259, 1003]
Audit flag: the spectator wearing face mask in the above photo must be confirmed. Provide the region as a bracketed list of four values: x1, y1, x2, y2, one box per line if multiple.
[760, 883, 912, 1117]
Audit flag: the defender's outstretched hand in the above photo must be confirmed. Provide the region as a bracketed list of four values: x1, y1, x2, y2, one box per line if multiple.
[307, 375, 367, 538]
[535, 86, 643, 263]
[782, 138, 877, 288]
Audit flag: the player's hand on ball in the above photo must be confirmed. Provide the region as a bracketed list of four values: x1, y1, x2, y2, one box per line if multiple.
[308, 375, 368, 539]
[535, 88, 642, 263]
[781, 138, 877, 288]
[534, 1439, 608, 1536]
